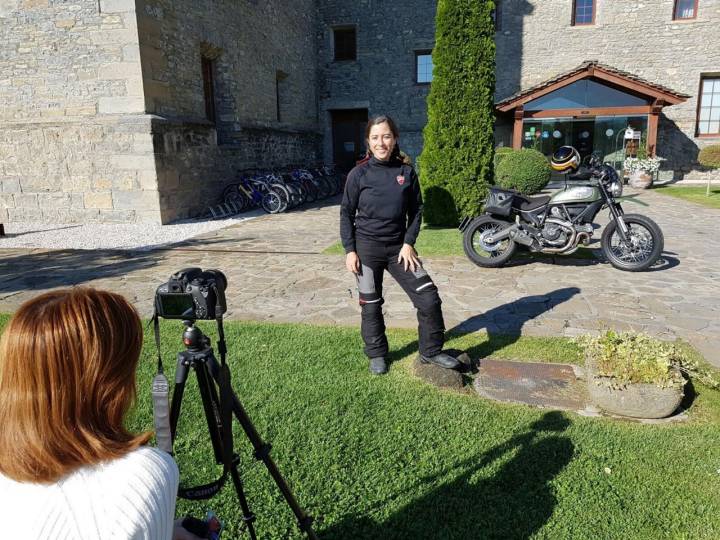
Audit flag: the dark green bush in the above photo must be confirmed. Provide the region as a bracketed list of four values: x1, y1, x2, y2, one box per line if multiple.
[495, 148, 552, 194]
[418, 0, 496, 226]
[698, 144, 720, 169]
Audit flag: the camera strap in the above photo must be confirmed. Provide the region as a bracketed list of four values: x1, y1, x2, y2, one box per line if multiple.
[151, 313, 174, 455]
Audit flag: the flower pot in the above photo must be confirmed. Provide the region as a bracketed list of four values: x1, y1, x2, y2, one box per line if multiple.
[587, 372, 685, 419]
[629, 170, 653, 189]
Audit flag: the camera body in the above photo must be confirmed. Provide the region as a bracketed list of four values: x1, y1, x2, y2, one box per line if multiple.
[155, 268, 227, 320]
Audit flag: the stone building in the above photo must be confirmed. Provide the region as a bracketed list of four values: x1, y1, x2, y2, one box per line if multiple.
[1, 0, 718, 224]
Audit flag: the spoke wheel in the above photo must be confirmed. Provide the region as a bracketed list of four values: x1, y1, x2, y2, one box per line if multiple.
[462, 216, 516, 268]
[601, 213, 664, 271]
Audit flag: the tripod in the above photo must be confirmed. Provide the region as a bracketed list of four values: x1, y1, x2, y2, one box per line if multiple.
[168, 320, 318, 540]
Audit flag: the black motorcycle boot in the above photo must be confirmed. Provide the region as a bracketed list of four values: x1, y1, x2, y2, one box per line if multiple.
[369, 357, 388, 375]
[420, 352, 460, 370]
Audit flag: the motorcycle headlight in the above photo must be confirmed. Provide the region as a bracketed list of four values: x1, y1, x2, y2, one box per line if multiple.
[609, 180, 623, 198]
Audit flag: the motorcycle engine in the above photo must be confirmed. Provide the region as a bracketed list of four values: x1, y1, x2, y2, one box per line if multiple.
[542, 222, 570, 246]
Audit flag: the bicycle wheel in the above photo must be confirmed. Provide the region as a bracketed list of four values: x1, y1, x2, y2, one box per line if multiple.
[261, 191, 283, 214]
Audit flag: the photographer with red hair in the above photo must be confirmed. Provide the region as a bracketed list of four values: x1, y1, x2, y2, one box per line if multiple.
[0, 288, 200, 539]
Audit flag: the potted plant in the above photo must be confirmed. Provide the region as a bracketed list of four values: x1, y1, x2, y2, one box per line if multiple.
[577, 330, 718, 419]
[623, 133, 663, 189]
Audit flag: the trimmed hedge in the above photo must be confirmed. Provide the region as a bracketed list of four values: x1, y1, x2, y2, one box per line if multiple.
[418, 0, 496, 226]
[493, 146, 515, 171]
[495, 148, 552, 195]
[698, 144, 720, 169]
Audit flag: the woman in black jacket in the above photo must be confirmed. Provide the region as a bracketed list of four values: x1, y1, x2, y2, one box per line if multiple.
[339, 115, 459, 375]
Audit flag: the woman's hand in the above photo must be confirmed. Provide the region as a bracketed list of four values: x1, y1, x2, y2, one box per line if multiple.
[346, 251, 360, 274]
[173, 519, 204, 540]
[398, 244, 420, 272]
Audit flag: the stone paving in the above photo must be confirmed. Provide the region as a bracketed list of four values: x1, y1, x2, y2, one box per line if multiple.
[1, 190, 719, 367]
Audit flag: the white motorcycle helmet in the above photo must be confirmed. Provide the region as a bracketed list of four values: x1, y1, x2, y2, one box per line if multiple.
[551, 146, 581, 173]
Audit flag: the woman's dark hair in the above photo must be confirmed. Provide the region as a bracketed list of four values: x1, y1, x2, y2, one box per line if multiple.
[362, 114, 411, 164]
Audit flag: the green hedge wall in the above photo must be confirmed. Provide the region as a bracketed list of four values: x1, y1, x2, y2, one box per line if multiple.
[418, 0, 496, 226]
[698, 144, 720, 169]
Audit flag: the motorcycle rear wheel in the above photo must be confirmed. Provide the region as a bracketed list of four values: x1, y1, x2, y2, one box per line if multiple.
[601, 213, 663, 271]
[463, 216, 517, 268]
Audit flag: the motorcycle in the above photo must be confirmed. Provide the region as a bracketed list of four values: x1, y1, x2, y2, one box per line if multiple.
[459, 153, 664, 272]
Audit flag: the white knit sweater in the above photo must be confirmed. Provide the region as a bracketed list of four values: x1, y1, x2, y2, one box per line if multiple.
[0, 446, 179, 540]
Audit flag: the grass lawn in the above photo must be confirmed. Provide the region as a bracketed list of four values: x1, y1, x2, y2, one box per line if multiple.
[653, 186, 720, 209]
[323, 226, 597, 260]
[2, 315, 719, 538]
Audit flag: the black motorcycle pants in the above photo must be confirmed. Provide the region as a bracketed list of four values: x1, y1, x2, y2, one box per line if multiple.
[355, 237, 445, 359]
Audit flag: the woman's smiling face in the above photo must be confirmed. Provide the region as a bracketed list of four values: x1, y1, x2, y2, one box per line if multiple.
[367, 121, 397, 161]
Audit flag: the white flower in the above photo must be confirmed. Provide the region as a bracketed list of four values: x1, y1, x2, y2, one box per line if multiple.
[624, 157, 664, 174]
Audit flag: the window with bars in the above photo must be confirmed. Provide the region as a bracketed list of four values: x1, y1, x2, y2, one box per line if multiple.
[415, 51, 433, 84]
[572, 0, 595, 25]
[698, 76, 720, 136]
[333, 27, 357, 61]
[673, 0, 698, 20]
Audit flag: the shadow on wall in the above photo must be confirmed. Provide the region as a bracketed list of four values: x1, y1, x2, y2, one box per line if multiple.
[657, 113, 702, 180]
[320, 411, 575, 540]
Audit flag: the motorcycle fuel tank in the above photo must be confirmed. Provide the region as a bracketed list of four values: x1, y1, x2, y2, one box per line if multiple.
[550, 186, 600, 204]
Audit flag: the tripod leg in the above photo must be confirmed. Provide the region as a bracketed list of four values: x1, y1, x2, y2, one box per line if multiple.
[169, 351, 192, 441]
[195, 361, 259, 540]
[205, 355, 318, 540]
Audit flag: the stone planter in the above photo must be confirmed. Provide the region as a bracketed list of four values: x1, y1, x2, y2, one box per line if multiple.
[628, 170, 653, 189]
[588, 373, 685, 419]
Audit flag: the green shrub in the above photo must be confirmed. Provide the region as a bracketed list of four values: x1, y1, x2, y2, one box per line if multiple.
[418, 0, 496, 226]
[495, 148, 551, 194]
[698, 144, 720, 169]
[494, 146, 515, 171]
[577, 330, 719, 390]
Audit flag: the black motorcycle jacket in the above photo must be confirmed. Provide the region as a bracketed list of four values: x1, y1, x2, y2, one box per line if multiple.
[340, 155, 423, 253]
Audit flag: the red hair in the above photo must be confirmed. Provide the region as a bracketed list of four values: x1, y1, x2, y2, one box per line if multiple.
[0, 288, 151, 483]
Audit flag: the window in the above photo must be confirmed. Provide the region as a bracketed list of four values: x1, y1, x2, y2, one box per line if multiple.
[572, 0, 595, 25]
[698, 76, 720, 136]
[416, 51, 433, 84]
[276, 70, 288, 123]
[673, 0, 698, 20]
[201, 56, 216, 123]
[491, 1, 502, 31]
[333, 27, 356, 61]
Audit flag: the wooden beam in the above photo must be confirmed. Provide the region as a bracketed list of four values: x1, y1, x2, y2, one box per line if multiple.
[592, 68, 686, 105]
[513, 108, 523, 149]
[647, 100, 662, 157]
[524, 106, 652, 118]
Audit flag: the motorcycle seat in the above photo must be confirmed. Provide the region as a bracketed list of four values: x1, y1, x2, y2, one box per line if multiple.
[513, 194, 551, 211]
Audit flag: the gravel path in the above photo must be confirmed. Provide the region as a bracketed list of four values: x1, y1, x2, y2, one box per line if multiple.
[0, 211, 263, 250]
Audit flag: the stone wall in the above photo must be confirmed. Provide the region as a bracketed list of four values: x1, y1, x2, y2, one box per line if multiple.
[318, 0, 437, 163]
[0, 0, 162, 223]
[495, 0, 720, 178]
[137, 0, 321, 221]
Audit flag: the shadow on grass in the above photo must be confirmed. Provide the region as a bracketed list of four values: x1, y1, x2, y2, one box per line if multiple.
[387, 287, 580, 369]
[320, 411, 575, 540]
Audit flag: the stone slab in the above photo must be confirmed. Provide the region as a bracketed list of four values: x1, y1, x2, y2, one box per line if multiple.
[473, 359, 589, 411]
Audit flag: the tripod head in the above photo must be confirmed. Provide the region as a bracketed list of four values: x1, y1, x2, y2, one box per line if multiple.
[181, 320, 210, 351]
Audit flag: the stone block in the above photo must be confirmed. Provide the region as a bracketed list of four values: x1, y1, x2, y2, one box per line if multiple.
[61, 176, 91, 192]
[136, 209, 162, 223]
[99, 209, 136, 223]
[112, 189, 160, 211]
[157, 168, 179, 189]
[99, 0, 135, 14]
[112, 175, 138, 190]
[126, 77, 145, 97]
[0, 208, 7, 222]
[1, 178, 21, 192]
[38, 192, 71, 208]
[99, 97, 145, 114]
[0, 193, 15, 209]
[137, 170, 158, 190]
[110, 154, 156, 171]
[92, 177, 113, 190]
[55, 18, 75, 29]
[65, 105, 97, 116]
[70, 193, 84, 208]
[84, 191, 113, 209]
[99, 62, 142, 80]
[14, 193, 38, 208]
[122, 44, 141, 62]
[8, 207, 42, 221]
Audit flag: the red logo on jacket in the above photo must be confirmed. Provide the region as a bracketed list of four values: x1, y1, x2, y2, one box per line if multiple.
[396, 175, 405, 185]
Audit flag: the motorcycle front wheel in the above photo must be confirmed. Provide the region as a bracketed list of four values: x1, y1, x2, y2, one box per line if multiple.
[601, 213, 664, 271]
[463, 215, 517, 268]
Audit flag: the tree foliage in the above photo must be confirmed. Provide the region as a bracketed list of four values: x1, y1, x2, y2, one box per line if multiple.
[418, 0, 496, 226]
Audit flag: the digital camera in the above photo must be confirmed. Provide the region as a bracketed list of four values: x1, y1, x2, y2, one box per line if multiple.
[155, 268, 227, 320]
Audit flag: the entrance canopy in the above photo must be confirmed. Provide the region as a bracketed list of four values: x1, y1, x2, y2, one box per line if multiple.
[496, 61, 689, 157]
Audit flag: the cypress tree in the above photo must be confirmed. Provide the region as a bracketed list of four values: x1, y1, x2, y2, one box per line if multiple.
[418, 0, 496, 226]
